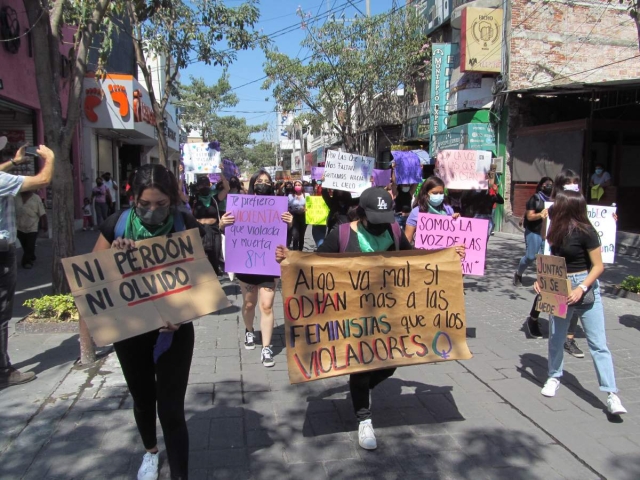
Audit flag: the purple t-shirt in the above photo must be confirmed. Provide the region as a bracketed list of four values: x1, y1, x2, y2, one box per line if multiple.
[406, 204, 454, 227]
[93, 185, 108, 203]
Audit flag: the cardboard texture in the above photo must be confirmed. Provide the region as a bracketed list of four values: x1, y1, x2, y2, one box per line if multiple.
[62, 229, 231, 346]
[535, 254, 569, 318]
[543, 203, 617, 264]
[436, 150, 492, 190]
[224, 194, 288, 276]
[323, 150, 375, 195]
[415, 214, 488, 276]
[280, 249, 473, 384]
[305, 196, 329, 226]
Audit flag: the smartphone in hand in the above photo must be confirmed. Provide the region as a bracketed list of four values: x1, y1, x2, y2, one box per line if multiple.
[25, 146, 39, 157]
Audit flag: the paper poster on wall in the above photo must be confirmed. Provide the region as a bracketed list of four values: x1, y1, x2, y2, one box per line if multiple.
[436, 149, 492, 190]
[224, 194, 288, 276]
[415, 214, 488, 275]
[280, 249, 472, 384]
[543, 203, 616, 263]
[323, 150, 375, 195]
[61, 230, 230, 346]
[182, 143, 221, 174]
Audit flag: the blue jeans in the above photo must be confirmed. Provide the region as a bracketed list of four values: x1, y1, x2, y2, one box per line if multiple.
[473, 214, 493, 240]
[548, 272, 617, 392]
[395, 213, 407, 230]
[311, 224, 326, 248]
[0, 247, 17, 370]
[517, 230, 543, 276]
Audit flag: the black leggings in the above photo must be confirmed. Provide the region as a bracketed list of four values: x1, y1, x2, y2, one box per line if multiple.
[530, 295, 578, 335]
[114, 322, 194, 479]
[291, 212, 307, 251]
[349, 368, 396, 421]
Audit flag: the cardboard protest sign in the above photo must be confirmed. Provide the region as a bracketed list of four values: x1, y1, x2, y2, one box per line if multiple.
[280, 249, 472, 384]
[372, 169, 392, 187]
[305, 196, 329, 226]
[324, 150, 375, 195]
[543, 203, 616, 264]
[415, 214, 488, 276]
[392, 151, 422, 185]
[224, 194, 288, 276]
[208, 173, 221, 184]
[182, 143, 221, 173]
[61, 229, 231, 346]
[436, 150, 492, 190]
[222, 158, 240, 179]
[311, 167, 324, 180]
[535, 254, 570, 319]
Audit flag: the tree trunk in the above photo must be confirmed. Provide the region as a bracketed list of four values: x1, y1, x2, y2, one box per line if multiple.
[156, 119, 169, 166]
[78, 319, 97, 364]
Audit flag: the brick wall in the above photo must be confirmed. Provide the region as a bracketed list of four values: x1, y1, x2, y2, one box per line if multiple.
[509, 0, 640, 91]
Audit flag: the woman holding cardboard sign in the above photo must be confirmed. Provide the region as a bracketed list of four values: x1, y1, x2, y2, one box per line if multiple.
[93, 164, 206, 480]
[277, 187, 466, 451]
[535, 190, 626, 416]
[221, 170, 293, 368]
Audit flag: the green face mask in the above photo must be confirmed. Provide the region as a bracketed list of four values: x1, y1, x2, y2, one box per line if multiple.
[356, 222, 393, 253]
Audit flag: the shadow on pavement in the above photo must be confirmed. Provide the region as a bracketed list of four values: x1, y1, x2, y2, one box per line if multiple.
[9, 335, 79, 376]
[619, 314, 640, 331]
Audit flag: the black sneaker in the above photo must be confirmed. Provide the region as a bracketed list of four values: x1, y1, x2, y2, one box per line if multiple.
[0, 367, 36, 388]
[564, 339, 585, 358]
[513, 272, 522, 287]
[244, 330, 256, 350]
[526, 317, 543, 339]
[261, 346, 275, 367]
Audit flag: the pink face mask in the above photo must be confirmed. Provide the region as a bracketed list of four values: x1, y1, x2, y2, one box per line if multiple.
[294, 185, 302, 193]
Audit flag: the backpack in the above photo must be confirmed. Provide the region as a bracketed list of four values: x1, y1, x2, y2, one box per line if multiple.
[338, 221, 402, 253]
[114, 209, 186, 239]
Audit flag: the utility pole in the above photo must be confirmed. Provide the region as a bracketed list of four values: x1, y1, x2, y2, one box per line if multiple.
[366, 0, 370, 16]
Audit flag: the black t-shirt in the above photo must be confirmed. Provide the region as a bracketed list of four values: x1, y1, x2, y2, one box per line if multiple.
[99, 210, 204, 244]
[524, 193, 545, 235]
[317, 223, 413, 253]
[193, 194, 223, 221]
[463, 190, 504, 217]
[394, 190, 413, 213]
[550, 226, 601, 273]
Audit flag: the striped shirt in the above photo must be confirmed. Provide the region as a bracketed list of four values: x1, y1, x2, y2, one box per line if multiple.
[0, 171, 25, 244]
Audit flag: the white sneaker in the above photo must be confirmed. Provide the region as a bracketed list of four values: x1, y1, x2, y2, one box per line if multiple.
[607, 393, 627, 415]
[137, 452, 159, 480]
[358, 419, 377, 450]
[541, 377, 560, 397]
[261, 346, 275, 367]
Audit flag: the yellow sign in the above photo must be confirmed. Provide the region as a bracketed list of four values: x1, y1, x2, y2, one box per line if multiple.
[461, 7, 503, 73]
[305, 196, 330, 226]
[280, 249, 473, 384]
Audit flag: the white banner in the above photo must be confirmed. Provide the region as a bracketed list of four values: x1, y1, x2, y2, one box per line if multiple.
[182, 143, 221, 174]
[323, 150, 375, 195]
[543, 202, 616, 264]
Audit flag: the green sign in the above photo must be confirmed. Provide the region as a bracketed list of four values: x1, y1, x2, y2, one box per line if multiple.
[431, 123, 496, 155]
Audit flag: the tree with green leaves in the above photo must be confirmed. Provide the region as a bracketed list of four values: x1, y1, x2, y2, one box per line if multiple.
[243, 141, 277, 172]
[207, 115, 269, 167]
[124, 0, 264, 164]
[176, 74, 239, 142]
[263, 5, 429, 154]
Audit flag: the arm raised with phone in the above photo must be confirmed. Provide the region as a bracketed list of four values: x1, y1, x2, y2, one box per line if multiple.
[18, 146, 56, 192]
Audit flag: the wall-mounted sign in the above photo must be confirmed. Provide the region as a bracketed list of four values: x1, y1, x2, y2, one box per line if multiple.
[461, 7, 503, 73]
[432, 123, 496, 154]
[429, 43, 459, 153]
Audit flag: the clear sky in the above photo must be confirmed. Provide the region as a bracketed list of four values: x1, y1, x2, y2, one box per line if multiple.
[183, 0, 396, 142]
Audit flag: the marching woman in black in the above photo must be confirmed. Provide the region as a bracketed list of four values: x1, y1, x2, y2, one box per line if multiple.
[93, 164, 206, 480]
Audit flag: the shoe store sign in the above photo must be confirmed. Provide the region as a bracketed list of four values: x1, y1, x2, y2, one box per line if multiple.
[280, 249, 473, 384]
[62, 229, 230, 346]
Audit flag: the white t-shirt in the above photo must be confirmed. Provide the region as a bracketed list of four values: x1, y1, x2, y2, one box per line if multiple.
[104, 179, 117, 203]
[591, 171, 611, 186]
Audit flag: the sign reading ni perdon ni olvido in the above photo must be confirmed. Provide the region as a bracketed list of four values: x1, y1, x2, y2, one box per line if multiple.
[62, 229, 230, 346]
[280, 249, 473, 384]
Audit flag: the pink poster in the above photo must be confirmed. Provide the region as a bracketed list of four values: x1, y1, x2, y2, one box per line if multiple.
[415, 213, 488, 276]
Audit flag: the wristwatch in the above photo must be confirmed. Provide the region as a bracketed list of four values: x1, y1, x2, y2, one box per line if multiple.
[578, 284, 588, 293]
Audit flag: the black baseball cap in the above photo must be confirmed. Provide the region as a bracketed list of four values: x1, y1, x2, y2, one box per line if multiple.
[359, 187, 395, 224]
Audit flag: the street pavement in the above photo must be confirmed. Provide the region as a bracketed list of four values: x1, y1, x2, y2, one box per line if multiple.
[1, 228, 640, 479]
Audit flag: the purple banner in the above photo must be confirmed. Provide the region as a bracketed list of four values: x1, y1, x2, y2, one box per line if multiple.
[224, 194, 288, 276]
[222, 158, 240, 179]
[372, 169, 392, 187]
[415, 213, 488, 276]
[311, 167, 324, 180]
[208, 173, 221, 184]
[392, 151, 422, 185]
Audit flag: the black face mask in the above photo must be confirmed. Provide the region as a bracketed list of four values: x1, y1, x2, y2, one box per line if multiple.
[254, 184, 273, 196]
[198, 188, 211, 196]
[541, 185, 552, 195]
[363, 222, 389, 236]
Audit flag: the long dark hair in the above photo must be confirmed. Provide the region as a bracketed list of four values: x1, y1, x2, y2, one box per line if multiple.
[551, 169, 580, 199]
[536, 176, 553, 193]
[547, 190, 592, 247]
[247, 169, 273, 195]
[131, 164, 180, 205]
[417, 176, 446, 212]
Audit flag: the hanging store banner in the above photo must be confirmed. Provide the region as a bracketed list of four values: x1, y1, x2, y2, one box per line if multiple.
[429, 44, 459, 156]
[461, 7, 503, 73]
[431, 123, 496, 155]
